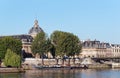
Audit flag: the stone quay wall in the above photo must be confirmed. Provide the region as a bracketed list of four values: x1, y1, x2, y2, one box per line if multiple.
[0, 68, 25, 73]
[22, 58, 81, 69]
[23, 58, 81, 65]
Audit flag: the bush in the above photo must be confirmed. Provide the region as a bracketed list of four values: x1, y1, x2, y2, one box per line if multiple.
[4, 49, 21, 67]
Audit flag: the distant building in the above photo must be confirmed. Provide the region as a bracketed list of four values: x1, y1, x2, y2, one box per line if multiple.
[80, 39, 112, 58]
[110, 44, 120, 58]
[0, 19, 43, 54]
[29, 19, 44, 38]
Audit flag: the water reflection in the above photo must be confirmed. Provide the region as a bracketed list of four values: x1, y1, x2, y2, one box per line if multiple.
[0, 73, 23, 78]
[25, 69, 77, 78]
[0, 69, 120, 78]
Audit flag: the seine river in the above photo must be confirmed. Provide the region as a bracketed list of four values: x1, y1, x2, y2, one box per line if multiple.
[0, 69, 120, 78]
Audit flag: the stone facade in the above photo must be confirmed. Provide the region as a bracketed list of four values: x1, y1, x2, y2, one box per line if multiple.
[110, 44, 120, 58]
[0, 19, 43, 53]
[80, 40, 112, 58]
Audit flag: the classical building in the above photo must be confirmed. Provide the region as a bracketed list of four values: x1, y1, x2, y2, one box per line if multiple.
[80, 40, 112, 58]
[29, 20, 44, 38]
[110, 44, 120, 58]
[0, 19, 43, 53]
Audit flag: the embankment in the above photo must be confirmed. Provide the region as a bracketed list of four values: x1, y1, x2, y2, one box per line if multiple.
[0, 68, 25, 73]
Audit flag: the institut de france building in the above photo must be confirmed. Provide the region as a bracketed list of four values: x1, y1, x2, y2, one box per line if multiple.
[0, 19, 43, 54]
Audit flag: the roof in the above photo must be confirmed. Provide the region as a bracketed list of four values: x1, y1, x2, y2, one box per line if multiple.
[28, 20, 44, 35]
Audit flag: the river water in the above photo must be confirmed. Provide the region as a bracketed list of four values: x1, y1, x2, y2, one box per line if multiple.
[0, 69, 120, 78]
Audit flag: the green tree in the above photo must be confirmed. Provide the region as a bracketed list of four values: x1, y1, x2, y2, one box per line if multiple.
[31, 32, 47, 65]
[50, 30, 82, 65]
[50, 31, 65, 57]
[31, 32, 46, 56]
[0, 37, 22, 59]
[44, 38, 55, 58]
[4, 49, 21, 67]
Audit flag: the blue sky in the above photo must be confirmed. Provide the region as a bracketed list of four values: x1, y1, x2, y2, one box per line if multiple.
[0, 0, 120, 43]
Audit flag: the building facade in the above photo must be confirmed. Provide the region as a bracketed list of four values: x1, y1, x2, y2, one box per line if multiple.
[110, 44, 120, 58]
[0, 19, 43, 53]
[80, 40, 112, 58]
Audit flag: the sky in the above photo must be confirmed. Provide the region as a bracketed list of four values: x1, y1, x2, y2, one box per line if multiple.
[0, 0, 120, 44]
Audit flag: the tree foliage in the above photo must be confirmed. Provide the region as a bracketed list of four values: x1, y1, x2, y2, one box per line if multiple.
[50, 30, 82, 58]
[44, 38, 55, 58]
[0, 37, 22, 59]
[45, 38, 53, 52]
[31, 32, 47, 57]
[31, 32, 55, 58]
[4, 49, 21, 67]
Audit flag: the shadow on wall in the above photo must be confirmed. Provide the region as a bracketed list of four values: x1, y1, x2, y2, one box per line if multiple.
[22, 50, 33, 58]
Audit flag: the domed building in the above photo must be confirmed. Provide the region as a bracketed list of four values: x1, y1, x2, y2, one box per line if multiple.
[21, 19, 44, 53]
[29, 20, 44, 38]
[0, 20, 44, 56]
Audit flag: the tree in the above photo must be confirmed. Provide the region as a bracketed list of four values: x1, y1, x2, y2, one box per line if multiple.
[31, 32, 47, 65]
[50, 30, 82, 65]
[31, 32, 46, 56]
[0, 37, 22, 59]
[4, 49, 21, 67]
[50, 31, 65, 57]
[44, 38, 55, 58]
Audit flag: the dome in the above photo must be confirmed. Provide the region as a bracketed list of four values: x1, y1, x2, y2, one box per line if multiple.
[28, 20, 44, 38]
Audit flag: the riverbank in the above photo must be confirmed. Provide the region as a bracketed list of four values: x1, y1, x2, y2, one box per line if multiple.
[0, 67, 25, 73]
[88, 64, 111, 69]
[22, 63, 112, 70]
[0, 64, 118, 73]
